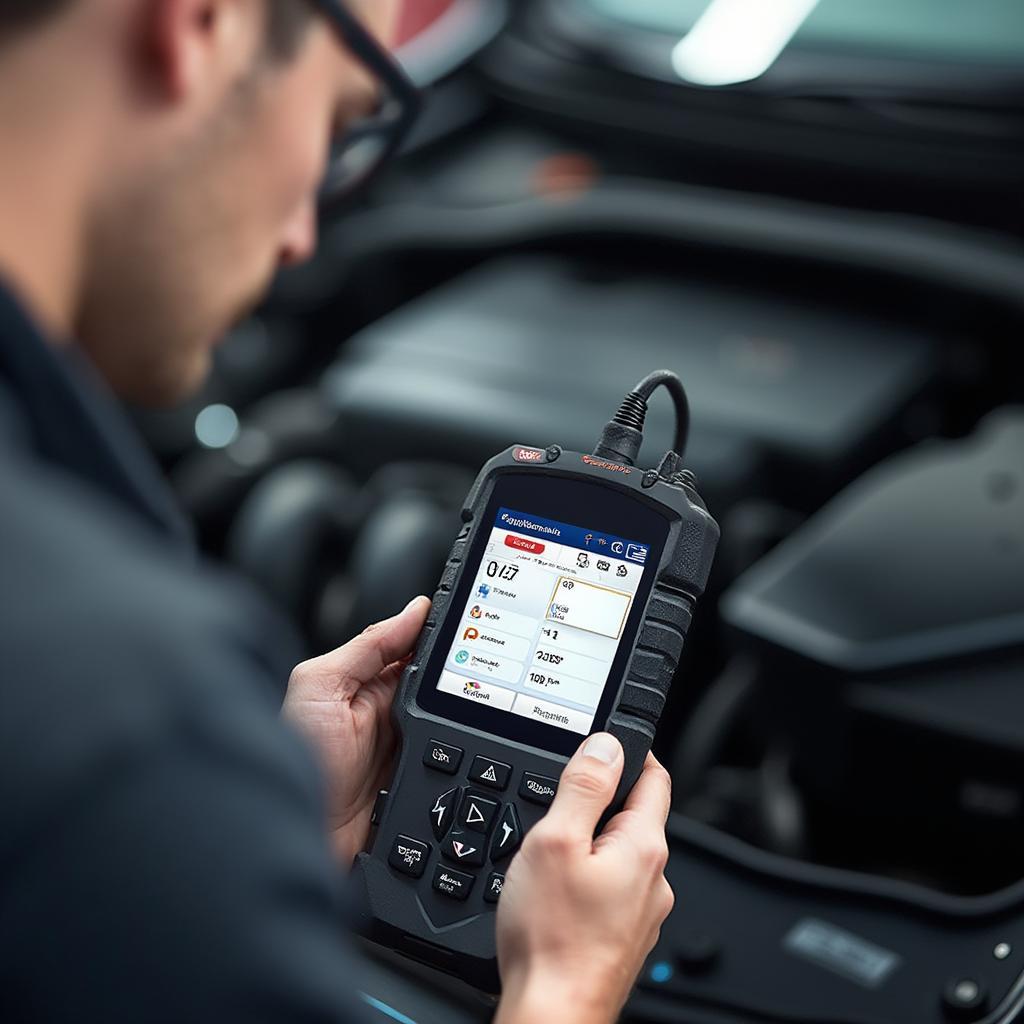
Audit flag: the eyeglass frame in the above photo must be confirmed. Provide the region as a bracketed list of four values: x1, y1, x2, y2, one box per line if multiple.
[303, 0, 424, 214]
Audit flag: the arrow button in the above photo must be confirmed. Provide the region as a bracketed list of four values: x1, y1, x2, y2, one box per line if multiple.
[428, 787, 460, 841]
[490, 804, 522, 863]
[458, 793, 499, 835]
[441, 830, 485, 867]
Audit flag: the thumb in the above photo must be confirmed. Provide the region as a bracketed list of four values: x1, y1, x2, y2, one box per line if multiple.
[543, 732, 623, 840]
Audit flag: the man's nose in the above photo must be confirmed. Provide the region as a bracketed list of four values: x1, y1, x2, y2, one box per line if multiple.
[278, 201, 318, 268]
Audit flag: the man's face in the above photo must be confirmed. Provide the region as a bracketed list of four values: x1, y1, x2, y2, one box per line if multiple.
[76, 0, 398, 406]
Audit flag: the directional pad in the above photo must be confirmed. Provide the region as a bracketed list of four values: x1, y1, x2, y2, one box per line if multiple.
[441, 829, 486, 867]
[458, 794, 499, 835]
[428, 787, 460, 841]
[490, 804, 522, 863]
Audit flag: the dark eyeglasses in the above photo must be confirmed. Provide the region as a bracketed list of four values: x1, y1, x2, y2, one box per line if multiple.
[304, 0, 423, 215]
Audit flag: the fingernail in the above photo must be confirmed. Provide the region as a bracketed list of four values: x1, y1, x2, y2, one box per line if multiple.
[403, 595, 428, 613]
[582, 732, 620, 764]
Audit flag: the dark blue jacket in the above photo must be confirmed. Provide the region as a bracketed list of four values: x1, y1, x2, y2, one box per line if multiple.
[0, 280, 366, 1022]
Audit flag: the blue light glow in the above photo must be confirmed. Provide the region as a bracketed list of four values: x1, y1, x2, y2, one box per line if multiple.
[359, 992, 420, 1024]
[649, 960, 674, 984]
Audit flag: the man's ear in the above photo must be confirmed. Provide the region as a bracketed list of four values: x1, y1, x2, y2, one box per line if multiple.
[143, 0, 254, 102]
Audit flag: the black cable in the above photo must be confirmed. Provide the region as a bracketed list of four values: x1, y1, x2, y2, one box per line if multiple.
[592, 368, 691, 472]
[632, 369, 690, 456]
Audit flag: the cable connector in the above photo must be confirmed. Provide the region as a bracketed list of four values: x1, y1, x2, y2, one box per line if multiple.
[591, 370, 692, 470]
[592, 392, 649, 466]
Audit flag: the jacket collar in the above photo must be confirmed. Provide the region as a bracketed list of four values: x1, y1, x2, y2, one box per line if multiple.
[0, 278, 194, 551]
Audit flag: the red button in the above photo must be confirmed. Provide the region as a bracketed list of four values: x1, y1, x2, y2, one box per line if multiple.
[505, 535, 545, 554]
[513, 446, 545, 463]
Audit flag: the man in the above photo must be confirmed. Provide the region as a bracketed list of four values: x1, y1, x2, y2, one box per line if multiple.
[0, 2, 675, 1021]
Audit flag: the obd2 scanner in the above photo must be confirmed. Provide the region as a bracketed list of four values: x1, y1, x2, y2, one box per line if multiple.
[352, 372, 719, 991]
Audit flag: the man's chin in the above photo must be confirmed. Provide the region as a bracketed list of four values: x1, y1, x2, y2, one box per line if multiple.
[138, 312, 252, 407]
[120, 348, 215, 409]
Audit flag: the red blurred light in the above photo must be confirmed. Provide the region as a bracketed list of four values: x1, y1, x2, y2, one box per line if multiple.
[396, 0, 457, 46]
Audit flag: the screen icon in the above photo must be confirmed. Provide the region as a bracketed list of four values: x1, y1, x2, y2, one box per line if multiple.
[625, 543, 648, 564]
[577, 552, 590, 569]
[463, 627, 479, 641]
[597, 559, 611, 572]
[616, 565, 629, 578]
[477, 584, 491, 598]
[470, 605, 482, 619]
[455, 649, 470, 665]
[610, 541, 624, 555]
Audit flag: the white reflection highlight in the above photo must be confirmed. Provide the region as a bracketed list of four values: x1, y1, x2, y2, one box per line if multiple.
[672, 0, 821, 87]
[194, 404, 240, 450]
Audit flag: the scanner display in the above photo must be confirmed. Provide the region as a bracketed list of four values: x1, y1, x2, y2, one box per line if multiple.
[434, 507, 651, 736]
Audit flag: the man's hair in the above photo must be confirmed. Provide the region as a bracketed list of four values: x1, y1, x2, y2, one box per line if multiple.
[0, 0, 72, 35]
[0, 0, 313, 58]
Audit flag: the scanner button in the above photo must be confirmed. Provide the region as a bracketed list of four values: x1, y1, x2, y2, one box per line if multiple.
[459, 794, 499, 834]
[439, 564, 459, 591]
[428, 787, 460, 841]
[639, 622, 685, 666]
[469, 755, 511, 790]
[628, 649, 672, 689]
[519, 773, 558, 806]
[423, 740, 463, 775]
[483, 872, 506, 904]
[441, 830, 486, 867]
[433, 866, 475, 901]
[490, 804, 522, 862]
[371, 789, 388, 827]
[388, 835, 430, 879]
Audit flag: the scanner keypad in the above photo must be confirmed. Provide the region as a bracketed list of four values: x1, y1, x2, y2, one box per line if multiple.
[393, 745, 562, 906]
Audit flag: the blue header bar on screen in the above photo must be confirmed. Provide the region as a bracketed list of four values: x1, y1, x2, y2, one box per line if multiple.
[495, 507, 649, 564]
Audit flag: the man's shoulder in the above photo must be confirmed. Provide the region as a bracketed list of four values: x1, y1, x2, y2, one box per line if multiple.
[1, 437, 297, 682]
[0, 441, 308, 838]
[0, 448, 369, 1024]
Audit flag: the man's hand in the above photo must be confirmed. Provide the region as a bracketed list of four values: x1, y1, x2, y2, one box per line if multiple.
[495, 736, 674, 1024]
[283, 596, 431, 866]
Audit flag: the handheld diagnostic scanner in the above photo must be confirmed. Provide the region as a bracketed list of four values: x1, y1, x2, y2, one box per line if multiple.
[351, 371, 719, 991]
